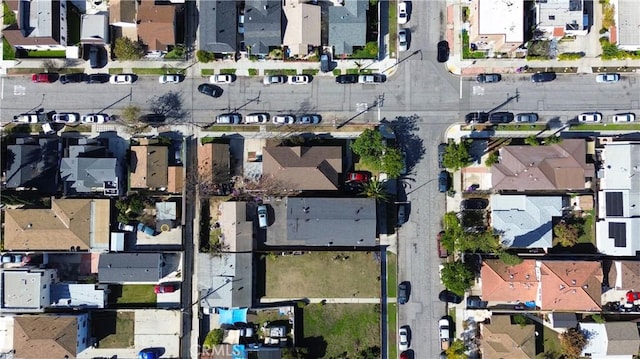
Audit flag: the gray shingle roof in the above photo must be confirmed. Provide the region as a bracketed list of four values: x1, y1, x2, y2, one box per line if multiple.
[6, 138, 59, 193]
[244, 0, 282, 55]
[328, 0, 368, 55]
[98, 253, 162, 283]
[198, 0, 237, 53]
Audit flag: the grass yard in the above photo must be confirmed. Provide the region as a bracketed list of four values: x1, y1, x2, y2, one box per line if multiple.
[92, 311, 135, 348]
[264, 69, 298, 76]
[265, 251, 381, 298]
[108, 68, 124, 74]
[132, 67, 184, 75]
[570, 123, 640, 131]
[495, 124, 548, 131]
[111, 285, 157, 305]
[387, 302, 397, 359]
[3, 38, 15, 60]
[201, 69, 215, 76]
[536, 326, 562, 359]
[577, 209, 595, 244]
[388, 0, 397, 56]
[387, 252, 397, 297]
[303, 303, 380, 358]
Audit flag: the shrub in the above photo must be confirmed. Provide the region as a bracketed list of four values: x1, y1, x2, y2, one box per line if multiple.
[352, 42, 378, 59]
[203, 329, 224, 349]
[113, 37, 144, 61]
[499, 252, 524, 266]
[525, 135, 540, 146]
[196, 50, 215, 63]
[484, 152, 499, 167]
[462, 30, 486, 59]
[557, 52, 584, 60]
[332, 69, 342, 76]
[248, 68, 258, 76]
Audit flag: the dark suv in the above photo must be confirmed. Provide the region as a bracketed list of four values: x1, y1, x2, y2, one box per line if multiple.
[438, 143, 447, 168]
[465, 112, 489, 124]
[60, 73, 87, 84]
[531, 72, 556, 83]
[398, 282, 410, 304]
[489, 112, 514, 124]
[85, 73, 110, 84]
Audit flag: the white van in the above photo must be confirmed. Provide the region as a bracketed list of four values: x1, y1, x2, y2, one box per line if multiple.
[245, 113, 269, 124]
[257, 205, 268, 229]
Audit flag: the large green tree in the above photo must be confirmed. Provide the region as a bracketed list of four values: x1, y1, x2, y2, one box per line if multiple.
[114, 37, 144, 61]
[380, 147, 404, 178]
[440, 261, 475, 295]
[443, 141, 472, 170]
[351, 129, 386, 166]
[553, 221, 580, 247]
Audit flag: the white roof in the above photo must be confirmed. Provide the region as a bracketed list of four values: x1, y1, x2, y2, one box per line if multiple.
[617, 0, 640, 49]
[478, 0, 524, 43]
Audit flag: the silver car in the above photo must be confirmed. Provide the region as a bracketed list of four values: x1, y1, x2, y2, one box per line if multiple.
[515, 113, 538, 123]
[398, 29, 408, 52]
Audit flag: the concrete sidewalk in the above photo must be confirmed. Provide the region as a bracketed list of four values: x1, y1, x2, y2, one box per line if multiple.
[260, 297, 393, 304]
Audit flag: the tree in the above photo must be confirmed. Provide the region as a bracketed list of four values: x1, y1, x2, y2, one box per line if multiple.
[554, 221, 579, 247]
[525, 135, 540, 146]
[281, 347, 309, 359]
[484, 151, 499, 166]
[120, 104, 141, 123]
[499, 251, 524, 265]
[149, 91, 188, 121]
[359, 179, 389, 202]
[559, 327, 587, 359]
[440, 261, 476, 296]
[457, 231, 501, 253]
[543, 136, 563, 145]
[442, 141, 472, 170]
[357, 346, 380, 359]
[196, 50, 215, 63]
[351, 129, 386, 167]
[380, 147, 404, 179]
[202, 328, 224, 349]
[445, 339, 469, 359]
[114, 37, 144, 61]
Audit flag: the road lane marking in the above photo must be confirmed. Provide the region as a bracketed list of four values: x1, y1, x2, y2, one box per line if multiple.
[13, 85, 26, 96]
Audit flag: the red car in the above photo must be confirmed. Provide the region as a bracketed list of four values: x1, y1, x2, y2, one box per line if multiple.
[400, 351, 409, 359]
[627, 291, 640, 302]
[346, 171, 371, 183]
[154, 284, 176, 294]
[32, 73, 54, 83]
[437, 231, 448, 258]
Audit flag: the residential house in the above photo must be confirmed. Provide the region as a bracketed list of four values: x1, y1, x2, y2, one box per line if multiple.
[97, 253, 164, 283]
[244, 0, 282, 55]
[198, 202, 253, 310]
[491, 139, 594, 192]
[197, 0, 237, 54]
[13, 314, 90, 359]
[607, 260, 640, 292]
[197, 142, 230, 183]
[262, 146, 343, 191]
[616, 1, 640, 51]
[60, 139, 120, 196]
[481, 259, 539, 303]
[264, 197, 377, 247]
[580, 322, 640, 358]
[5, 137, 60, 193]
[596, 141, 640, 256]
[3, 198, 111, 251]
[537, 0, 588, 38]
[81, 13, 109, 44]
[467, 0, 525, 55]
[282, 0, 321, 56]
[491, 194, 564, 249]
[137, 0, 176, 52]
[130, 139, 172, 191]
[0, 267, 106, 313]
[328, 0, 368, 56]
[110, 0, 137, 27]
[480, 315, 535, 359]
[3, 0, 68, 51]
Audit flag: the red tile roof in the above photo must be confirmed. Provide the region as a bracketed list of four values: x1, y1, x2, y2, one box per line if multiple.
[481, 259, 539, 302]
[540, 261, 602, 311]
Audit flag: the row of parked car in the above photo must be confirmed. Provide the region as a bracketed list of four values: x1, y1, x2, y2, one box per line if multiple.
[213, 112, 321, 125]
[475, 71, 623, 84]
[14, 112, 110, 124]
[465, 111, 636, 124]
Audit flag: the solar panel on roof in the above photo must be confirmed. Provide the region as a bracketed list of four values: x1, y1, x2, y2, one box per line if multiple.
[609, 222, 627, 247]
[606, 192, 624, 217]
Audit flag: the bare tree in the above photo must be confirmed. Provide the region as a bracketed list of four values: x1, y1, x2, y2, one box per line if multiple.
[233, 174, 301, 200]
[42, 59, 61, 72]
[148, 91, 189, 123]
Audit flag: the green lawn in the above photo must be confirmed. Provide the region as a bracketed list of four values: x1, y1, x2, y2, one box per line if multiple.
[303, 304, 380, 358]
[302, 69, 319, 76]
[387, 302, 397, 359]
[264, 69, 298, 76]
[388, 0, 397, 56]
[133, 67, 184, 75]
[114, 285, 157, 304]
[108, 68, 124, 74]
[219, 68, 237, 75]
[25, 50, 66, 58]
[578, 209, 595, 244]
[570, 123, 640, 131]
[3, 38, 15, 60]
[536, 326, 562, 359]
[495, 124, 548, 131]
[387, 252, 397, 297]
[92, 312, 135, 348]
[201, 69, 215, 76]
[3, 1, 16, 25]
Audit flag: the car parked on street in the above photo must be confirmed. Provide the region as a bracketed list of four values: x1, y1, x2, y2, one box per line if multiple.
[159, 74, 184, 84]
[489, 112, 514, 124]
[272, 115, 296, 124]
[438, 143, 447, 168]
[460, 198, 489, 210]
[476, 73, 501, 83]
[263, 75, 287, 85]
[398, 281, 410, 304]
[596, 73, 620, 83]
[60, 73, 86, 84]
[320, 53, 331, 72]
[399, 326, 410, 350]
[210, 74, 236, 84]
[288, 75, 312, 84]
[398, 1, 408, 24]
[438, 171, 449, 193]
[578, 112, 602, 122]
[85, 73, 110, 84]
[15, 114, 41, 123]
[52, 113, 78, 123]
[438, 290, 463, 304]
[358, 74, 386, 84]
[437, 41, 449, 63]
[531, 72, 556, 83]
[298, 114, 321, 124]
[81, 113, 109, 123]
[437, 231, 448, 258]
[197, 83, 223, 97]
[613, 113, 635, 122]
[32, 73, 55, 83]
[515, 113, 538, 123]
[439, 317, 451, 350]
[245, 113, 270, 124]
[398, 29, 409, 52]
[336, 74, 359, 84]
[465, 111, 489, 124]
[109, 74, 134, 84]
[216, 113, 242, 124]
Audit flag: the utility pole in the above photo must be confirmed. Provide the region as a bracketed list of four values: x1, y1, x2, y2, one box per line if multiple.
[377, 93, 384, 122]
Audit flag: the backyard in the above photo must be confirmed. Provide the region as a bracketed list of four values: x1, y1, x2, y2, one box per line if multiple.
[303, 303, 380, 358]
[536, 326, 562, 359]
[109, 284, 157, 306]
[92, 311, 135, 348]
[264, 251, 381, 298]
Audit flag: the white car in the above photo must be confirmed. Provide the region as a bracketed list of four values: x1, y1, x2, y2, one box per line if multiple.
[596, 73, 620, 83]
[158, 74, 182, 84]
[263, 75, 287, 85]
[398, 29, 408, 52]
[81, 113, 109, 123]
[288, 75, 311, 85]
[210, 74, 236, 84]
[52, 113, 78, 123]
[245, 113, 270, 124]
[15, 114, 40, 123]
[358, 74, 386, 84]
[272, 115, 296, 124]
[109, 74, 133, 84]
[398, 2, 408, 24]
[298, 114, 321, 124]
[238, 14, 245, 34]
[215, 113, 242, 124]
[613, 113, 636, 122]
[577, 112, 602, 122]
[399, 326, 410, 351]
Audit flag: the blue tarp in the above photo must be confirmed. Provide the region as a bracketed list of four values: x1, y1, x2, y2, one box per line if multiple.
[218, 308, 248, 325]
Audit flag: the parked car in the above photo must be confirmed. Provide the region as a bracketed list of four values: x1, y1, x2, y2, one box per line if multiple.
[288, 75, 312, 84]
[476, 73, 501, 83]
[439, 317, 451, 350]
[81, 113, 109, 123]
[52, 113, 78, 123]
[438, 171, 449, 193]
[489, 112, 514, 124]
[263, 75, 287, 85]
[238, 13, 245, 34]
[596, 73, 620, 83]
[32, 73, 55, 83]
[15, 114, 40, 123]
[320, 53, 331, 73]
[398, 1, 408, 24]
[515, 113, 538, 123]
[578, 112, 602, 122]
[257, 205, 268, 229]
[210, 74, 236, 84]
[137, 223, 156, 236]
[399, 326, 410, 350]
[398, 29, 409, 52]
[438, 143, 447, 168]
[460, 198, 489, 210]
[346, 171, 371, 183]
[118, 223, 135, 232]
[85, 73, 110, 84]
[139, 348, 162, 359]
[88, 45, 106, 68]
[245, 113, 270, 124]
[465, 112, 489, 124]
[436, 231, 448, 258]
[336, 74, 359, 84]
[109, 74, 134, 84]
[397, 204, 407, 225]
[358, 74, 386, 84]
[467, 296, 488, 309]
[298, 114, 321, 124]
[438, 290, 463, 304]
[159, 74, 184, 84]
[437, 41, 449, 63]
[627, 291, 640, 302]
[531, 72, 556, 83]
[59, 73, 86, 84]
[216, 113, 242, 124]
[613, 113, 635, 122]
[154, 284, 176, 294]
[272, 115, 296, 124]
[197, 83, 223, 98]
[398, 281, 410, 304]
[400, 351, 410, 359]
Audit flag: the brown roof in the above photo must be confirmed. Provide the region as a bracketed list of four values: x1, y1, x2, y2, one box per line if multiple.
[197, 142, 230, 182]
[608, 261, 640, 290]
[492, 139, 594, 191]
[481, 259, 539, 302]
[130, 145, 168, 189]
[540, 260, 602, 311]
[137, 0, 175, 51]
[167, 166, 184, 194]
[262, 146, 343, 191]
[14, 315, 78, 359]
[481, 315, 535, 359]
[3, 28, 60, 47]
[4, 198, 110, 251]
[110, 0, 137, 24]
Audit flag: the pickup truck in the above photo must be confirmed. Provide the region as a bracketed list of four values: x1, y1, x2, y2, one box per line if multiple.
[439, 317, 451, 350]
